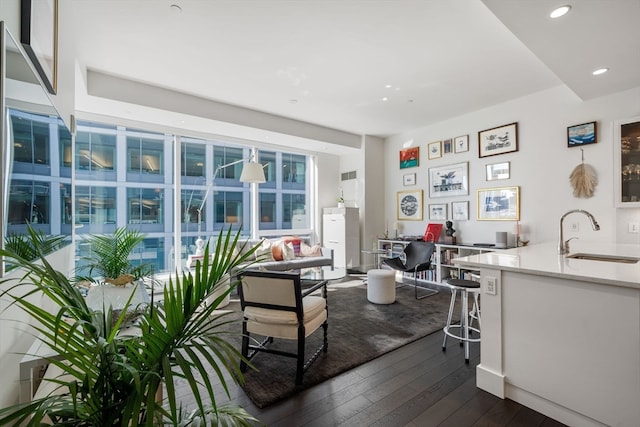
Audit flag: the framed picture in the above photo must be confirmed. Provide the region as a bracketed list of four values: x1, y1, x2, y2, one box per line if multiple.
[428, 161, 469, 198]
[428, 203, 447, 221]
[478, 122, 518, 158]
[20, 0, 58, 94]
[443, 138, 453, 154]
[399, 147, 419, 169]
[451, 201, 469, 221]
[428, 141, 442, 159]
[397, 190, 423, 221]
[454, 134, 469, 153]
[486, 161, 510, 181]
[403, 173, 416, 186]
[567, 121, 597, 147]
[477, 186, 520, 221]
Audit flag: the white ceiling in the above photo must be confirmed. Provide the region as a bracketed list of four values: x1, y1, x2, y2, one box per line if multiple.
[70, 0, 640, 141]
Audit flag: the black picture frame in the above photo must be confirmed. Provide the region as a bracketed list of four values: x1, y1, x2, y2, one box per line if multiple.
[567, 121, 597, 147]
[478, 122, 518, 158]
[20, 0, 58, 94]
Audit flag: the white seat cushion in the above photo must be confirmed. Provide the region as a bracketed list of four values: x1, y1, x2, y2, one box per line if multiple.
[245, 295, 327, 339]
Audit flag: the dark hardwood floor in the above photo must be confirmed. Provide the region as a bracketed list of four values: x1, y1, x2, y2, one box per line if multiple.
[214, 323, 566, 426]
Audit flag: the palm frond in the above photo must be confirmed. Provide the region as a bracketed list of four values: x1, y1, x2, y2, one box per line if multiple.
[0, 227, 257, 426]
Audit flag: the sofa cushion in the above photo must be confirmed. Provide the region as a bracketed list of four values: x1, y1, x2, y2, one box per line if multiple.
[300, 242, 323, 257]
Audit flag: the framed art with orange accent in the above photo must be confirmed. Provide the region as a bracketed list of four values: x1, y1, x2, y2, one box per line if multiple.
[399, 147, 419, 169]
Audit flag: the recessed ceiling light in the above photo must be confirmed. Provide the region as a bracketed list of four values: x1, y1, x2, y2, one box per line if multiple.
[550, 5, 571, 19]
[385, 84, 392, 89]
[382, 97, 388, 102]
[592, 68, 609, 76]
[170, 4, 182, 13]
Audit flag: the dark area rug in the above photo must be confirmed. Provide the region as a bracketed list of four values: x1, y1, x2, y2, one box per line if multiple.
[231, 279, 453, 408]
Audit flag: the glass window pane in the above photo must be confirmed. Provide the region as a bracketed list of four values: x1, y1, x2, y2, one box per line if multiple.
[182, 142, 205, 178]
[283, 193, 307, 229]
[214, 146, 243, 180]
[181, 189, 205, 224]
[260, 193, 276, 229]
[282, 154, 306, 185]
[76, 131, 116, 171]
[61, 184, 72, 224]
[8, 180, 49, 225]
[259, 151, 276, 185]
[214, 191, 243, 228]
[75, 186, 116, 224]
[128, 137, 163, 175]
[33, 121, 50, 166]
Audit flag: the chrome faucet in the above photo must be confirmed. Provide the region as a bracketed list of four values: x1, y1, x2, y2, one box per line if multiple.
[558, 209, 600, 254]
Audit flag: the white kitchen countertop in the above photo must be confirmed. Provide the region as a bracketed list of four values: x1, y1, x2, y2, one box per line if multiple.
[453, 241, 640, 289]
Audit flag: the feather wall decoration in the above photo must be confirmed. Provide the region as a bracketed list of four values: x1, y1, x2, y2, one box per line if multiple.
[569, 148, 597, 198]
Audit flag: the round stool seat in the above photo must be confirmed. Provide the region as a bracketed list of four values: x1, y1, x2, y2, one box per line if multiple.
[367, 269, 396, 304]
[447, 279, 480, 289]
[443, 278, 481, 363]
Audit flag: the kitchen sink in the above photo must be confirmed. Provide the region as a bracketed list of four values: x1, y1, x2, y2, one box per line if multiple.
[566, 253, 640, 264]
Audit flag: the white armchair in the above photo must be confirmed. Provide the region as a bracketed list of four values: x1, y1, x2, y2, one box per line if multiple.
[238, 270, 328, 384]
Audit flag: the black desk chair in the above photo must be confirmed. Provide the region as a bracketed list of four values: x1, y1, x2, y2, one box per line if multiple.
[383, 241, 437, 300]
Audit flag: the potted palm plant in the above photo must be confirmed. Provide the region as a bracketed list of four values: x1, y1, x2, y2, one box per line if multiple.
[78, 226, 151, 286]
[4, 227, 68, 270]
[0, 227, 258, 426]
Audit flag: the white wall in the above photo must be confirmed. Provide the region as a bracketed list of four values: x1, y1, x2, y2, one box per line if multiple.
[0, 245, 75, 408]
[385, 85, 640, 247]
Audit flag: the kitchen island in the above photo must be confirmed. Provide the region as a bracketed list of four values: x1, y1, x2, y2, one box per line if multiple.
[454, 241, 640, 427]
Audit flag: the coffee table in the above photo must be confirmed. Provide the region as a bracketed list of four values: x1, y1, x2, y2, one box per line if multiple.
[299, 266, 346, 283]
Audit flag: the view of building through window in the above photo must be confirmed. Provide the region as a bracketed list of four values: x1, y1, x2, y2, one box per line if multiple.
[6, 109, 311, 275]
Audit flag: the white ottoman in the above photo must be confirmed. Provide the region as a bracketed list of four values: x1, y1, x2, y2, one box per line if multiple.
[367, 269, 396, 304]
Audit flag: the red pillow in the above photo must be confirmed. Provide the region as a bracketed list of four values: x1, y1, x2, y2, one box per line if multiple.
[282, 236, 302, 256]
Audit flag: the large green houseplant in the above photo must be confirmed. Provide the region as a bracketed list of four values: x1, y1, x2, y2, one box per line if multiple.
[77, 226, 152, 284]
[0, 227, 258, 426]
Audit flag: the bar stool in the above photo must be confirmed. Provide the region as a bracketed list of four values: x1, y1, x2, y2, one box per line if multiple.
[442, 278, 481, 363]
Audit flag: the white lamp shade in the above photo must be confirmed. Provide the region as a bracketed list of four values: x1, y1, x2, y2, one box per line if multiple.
[240, 161, 266, 183]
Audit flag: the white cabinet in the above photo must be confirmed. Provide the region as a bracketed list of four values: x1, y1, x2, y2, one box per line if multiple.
[322, 207, 360, 268]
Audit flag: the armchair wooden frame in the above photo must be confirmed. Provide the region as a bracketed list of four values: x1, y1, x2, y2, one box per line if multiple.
[238, 270, 328, 385]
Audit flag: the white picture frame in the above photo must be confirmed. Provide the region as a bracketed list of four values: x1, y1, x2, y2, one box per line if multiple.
[403, 173, 416, 186]
[477, 186, 520, 221]
[451, 201, 469, 221]
[428, 161, 469, 198]
[486, 161, 510, 181]
[428, 203, 447, 221]
[454, 134, 469, 153]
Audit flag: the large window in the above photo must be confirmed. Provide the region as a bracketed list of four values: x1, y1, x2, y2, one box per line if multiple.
[4, 111, 314, 275]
